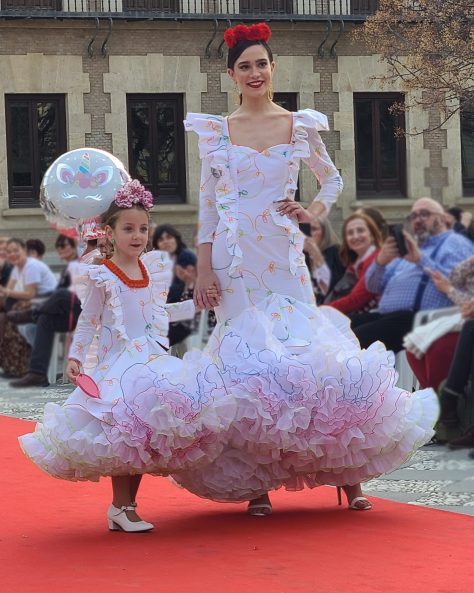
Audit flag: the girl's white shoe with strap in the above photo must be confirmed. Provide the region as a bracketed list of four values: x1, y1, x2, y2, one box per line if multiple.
[107, 504, 154, 532]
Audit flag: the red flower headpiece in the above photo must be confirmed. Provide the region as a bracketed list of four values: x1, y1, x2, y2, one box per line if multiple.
[224, 23, 272, 49]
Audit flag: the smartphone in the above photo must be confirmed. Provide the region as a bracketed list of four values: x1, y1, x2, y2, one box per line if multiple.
[299, 223, 311, 237]
[388, 223, 408, 256]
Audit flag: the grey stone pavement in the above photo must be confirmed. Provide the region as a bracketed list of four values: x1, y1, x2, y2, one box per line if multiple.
[2, 376, 474, 517]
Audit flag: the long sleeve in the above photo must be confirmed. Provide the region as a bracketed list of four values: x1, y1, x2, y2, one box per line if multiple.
[416, 234, 474, 277]
[365, 259, 395, 294]
[444, 257, 474, 305]
[197, 159, 219, 244]
[302, 129, 343, 213]
[165, 299, 196, 323]
[68, 280, 105, 365]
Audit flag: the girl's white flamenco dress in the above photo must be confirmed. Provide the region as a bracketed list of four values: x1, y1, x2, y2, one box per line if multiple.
[19, 251, 238, 481]
[167, 110, 439, 501]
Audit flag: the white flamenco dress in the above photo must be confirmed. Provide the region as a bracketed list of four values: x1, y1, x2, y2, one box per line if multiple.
[19, 251, 237, 481]
[169, 110, 439, 501]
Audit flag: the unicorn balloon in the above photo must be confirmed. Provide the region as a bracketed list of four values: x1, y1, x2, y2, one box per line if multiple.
[40, 148, 130, 222]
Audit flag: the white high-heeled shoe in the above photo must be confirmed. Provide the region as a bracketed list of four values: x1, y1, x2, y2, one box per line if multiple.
[107, 504, 154, 532]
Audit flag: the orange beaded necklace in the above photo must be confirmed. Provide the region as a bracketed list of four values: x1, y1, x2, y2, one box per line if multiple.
[103, 258, 149, 288]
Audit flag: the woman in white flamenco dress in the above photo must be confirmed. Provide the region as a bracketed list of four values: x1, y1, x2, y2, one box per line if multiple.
[168, 105, 438, 510]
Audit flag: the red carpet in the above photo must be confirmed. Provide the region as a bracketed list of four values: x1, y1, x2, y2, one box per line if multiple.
[3, 415, 473, 593]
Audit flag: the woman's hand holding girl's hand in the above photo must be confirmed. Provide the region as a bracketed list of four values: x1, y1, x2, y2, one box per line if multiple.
[194, 270, 221, 310]
[66, 359, 81, 384]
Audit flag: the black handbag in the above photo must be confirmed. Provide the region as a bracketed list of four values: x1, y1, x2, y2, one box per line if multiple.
[324, 270, 357, 304]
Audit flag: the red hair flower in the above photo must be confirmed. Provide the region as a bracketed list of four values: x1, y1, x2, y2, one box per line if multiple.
[224, 23, 272, 49]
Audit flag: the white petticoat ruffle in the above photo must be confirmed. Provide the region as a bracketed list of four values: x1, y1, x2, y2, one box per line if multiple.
[170, 296, 439, 502]
[19, 337, 237, 480]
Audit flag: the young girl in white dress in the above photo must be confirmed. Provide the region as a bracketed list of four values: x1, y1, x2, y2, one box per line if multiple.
[169, 23, 439, 515]
[19, 180, 234, 532]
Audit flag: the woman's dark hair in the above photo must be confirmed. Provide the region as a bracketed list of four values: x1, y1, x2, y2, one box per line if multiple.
[447, 207, 463, 223]
[152, 224, 187, 254]
[356, 207, 389, 241]
[26, 238, 46, 257]
[339, 213, 382, 267]
[227, 39, 273, 70]
[55, 234, 76, 249]
[7, 238, 26, 250]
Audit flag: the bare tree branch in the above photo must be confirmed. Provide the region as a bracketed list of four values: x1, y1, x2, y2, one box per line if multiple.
[358, 0, 474, 132]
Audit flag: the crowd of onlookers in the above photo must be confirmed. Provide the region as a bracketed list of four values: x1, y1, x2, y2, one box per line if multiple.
[1, 200, 474, 454]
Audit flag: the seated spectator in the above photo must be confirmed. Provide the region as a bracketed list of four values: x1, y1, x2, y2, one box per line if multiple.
[0, 238, 56, 378]
[446, 207, 474, 241]
[9, 233, 103, 388]
[303, 217, 344, 303]
[0, 236, 12, 287]
[175, 250, 216, 346]
[351, 197, 474, 353]
[26, 238, 46, 260]
[167, 249, 198, 357]
[434, 300, 474, 448]
[404, 255, 474, 391]
[325, 213, 381, 315]
[11, 235, 78, 349]
[152, 224, 196, 354]
[355, 206, 389, 240]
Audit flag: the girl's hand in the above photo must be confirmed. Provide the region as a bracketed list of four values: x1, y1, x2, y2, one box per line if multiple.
[426, 269, 452, 294]
[66, 359, 81, 384]
[276, 199, 314, 223]
[194, 270, 221, 310]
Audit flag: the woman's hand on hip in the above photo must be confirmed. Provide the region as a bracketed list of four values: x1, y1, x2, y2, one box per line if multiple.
[194, 270, 222, 310]
[276, 199, 314, 223]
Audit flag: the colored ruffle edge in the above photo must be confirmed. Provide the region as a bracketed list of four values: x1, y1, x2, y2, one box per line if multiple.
[170, 296, 439, 501]
[19, 348, 238, 481]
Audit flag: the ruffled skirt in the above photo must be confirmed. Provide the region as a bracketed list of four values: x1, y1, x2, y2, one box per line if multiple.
[170, 295, 438, 501]
[19, 295, 438, 496]
[19, 341, 237, 481]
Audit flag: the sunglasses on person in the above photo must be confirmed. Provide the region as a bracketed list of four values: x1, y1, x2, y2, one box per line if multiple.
[405, 209, 438, 223]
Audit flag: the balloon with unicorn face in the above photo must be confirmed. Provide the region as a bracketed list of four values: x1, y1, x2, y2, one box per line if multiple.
[40, 148, 131, 222]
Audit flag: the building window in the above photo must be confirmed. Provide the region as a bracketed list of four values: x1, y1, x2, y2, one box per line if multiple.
[127, 94, 186, 204]
[6, 94, 66, 209]
[351, 0, 379, 15]
[2, 0, 61, 8]
[123, 0, 180, 11]
[354, 93, 406, 197]
[240, 0, 293, 14]
[461, 106, 474, 196]
[274, 92, 297, 112]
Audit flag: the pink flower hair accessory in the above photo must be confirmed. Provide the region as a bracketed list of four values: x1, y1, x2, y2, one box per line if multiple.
[114, 179, 154, 211]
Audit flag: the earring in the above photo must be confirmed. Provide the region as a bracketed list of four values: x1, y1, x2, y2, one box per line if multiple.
[267, 81, 274, 102]
[232, 82, 241, 107]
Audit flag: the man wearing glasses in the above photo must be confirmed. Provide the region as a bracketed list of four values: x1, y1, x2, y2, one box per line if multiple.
[350, 197, 474, 353]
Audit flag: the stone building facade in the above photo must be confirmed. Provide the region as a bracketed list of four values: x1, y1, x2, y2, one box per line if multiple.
[0, 2, 472, 248]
